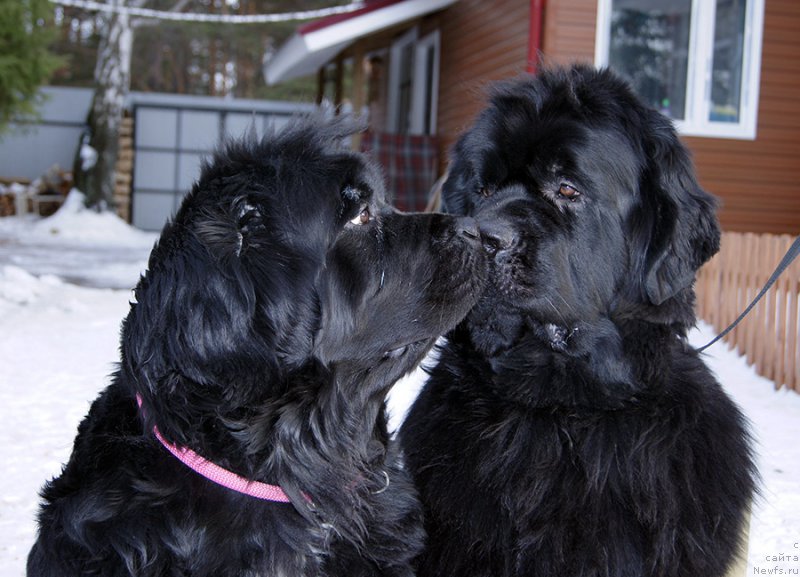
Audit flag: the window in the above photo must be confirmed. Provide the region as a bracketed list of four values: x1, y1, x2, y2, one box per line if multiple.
[388, 28, 418, 134]
[410, 31, 441, 136]
[595, 0, 764, 139]
[387, 28, 441, 135]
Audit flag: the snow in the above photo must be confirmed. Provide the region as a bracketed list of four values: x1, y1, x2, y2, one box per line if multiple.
[0, 190, 155, 290]
[0, 199, 798, 576]
[79, 139, 98, 171]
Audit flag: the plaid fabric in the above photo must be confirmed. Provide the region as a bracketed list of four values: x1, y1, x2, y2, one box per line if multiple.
[360, 131, 439, 212]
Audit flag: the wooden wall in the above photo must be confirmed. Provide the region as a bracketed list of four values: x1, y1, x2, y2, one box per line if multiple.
[435, 0, 799, 235]
[541, 0, 597, 63]
[436, 0, 531, 165]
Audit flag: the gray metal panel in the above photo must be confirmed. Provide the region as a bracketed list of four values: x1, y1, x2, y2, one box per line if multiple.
[134, 151, 176, 190]
[177, 152, 205, 192]
[0, 124, 85, 180]
[128, 91, 315, 115]
[0, 87, 92, 180]
[38, 86, 94, 123]
[130, 93, 313, 231]
[135, 108, 178, 148]
[266, 114, 291, 132]
[179, 110, 220, 151]
[132, 191, 177, 231]
[0, 87, 313, 230]
[224, 112, 261, 139]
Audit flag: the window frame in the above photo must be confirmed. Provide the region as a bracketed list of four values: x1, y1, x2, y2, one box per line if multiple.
[387, 27, 418, 134]
[409, 30, 441, 136]
[387, 27, 442, 136]
[594, 0, 765, 140]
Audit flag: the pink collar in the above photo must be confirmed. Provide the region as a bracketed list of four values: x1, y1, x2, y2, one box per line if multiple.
[136, 394, 291, 503]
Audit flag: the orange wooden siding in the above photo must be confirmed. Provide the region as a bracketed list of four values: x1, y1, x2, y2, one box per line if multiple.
[437, 0, 531, 165]
[541, 0, 598, 64]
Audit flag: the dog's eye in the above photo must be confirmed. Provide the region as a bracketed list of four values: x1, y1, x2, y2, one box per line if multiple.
[349, 206, 371, 226]
[479, 186, 493, 198]
[558, 183, 581, 200]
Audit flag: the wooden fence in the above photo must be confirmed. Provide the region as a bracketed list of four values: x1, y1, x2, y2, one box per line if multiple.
[695, 232, 800, 392]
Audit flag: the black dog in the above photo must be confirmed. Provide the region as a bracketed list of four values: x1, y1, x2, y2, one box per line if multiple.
[400, 65, 757, 577]
[28, 115, 487, 577]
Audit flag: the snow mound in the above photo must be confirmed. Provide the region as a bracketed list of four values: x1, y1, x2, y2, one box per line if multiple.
[29, 189, 155, 247]
[0, 265, 59, 306]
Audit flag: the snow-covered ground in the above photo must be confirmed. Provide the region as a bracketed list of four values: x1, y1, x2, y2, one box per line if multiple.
[0, 195, 798, 576]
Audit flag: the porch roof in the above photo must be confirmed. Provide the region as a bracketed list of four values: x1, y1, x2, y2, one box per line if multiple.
[263, 0, 458, 85]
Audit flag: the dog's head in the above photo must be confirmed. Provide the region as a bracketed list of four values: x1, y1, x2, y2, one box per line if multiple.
[443, 65, 719, 350]
[123, 114, 486, 437]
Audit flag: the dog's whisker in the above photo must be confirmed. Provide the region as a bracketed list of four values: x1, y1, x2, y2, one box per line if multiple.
[542, 294, 572, 326]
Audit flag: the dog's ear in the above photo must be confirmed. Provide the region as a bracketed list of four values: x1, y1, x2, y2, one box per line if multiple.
[123, 208, 272, 442]
[196, 195, 323, 367]
[127, 198, 272, 385]
[632, 110, 720, 306]
[195, 196, 265, 261]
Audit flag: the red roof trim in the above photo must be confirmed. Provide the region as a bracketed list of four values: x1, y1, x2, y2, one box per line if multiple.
[298, 0, 408, 35]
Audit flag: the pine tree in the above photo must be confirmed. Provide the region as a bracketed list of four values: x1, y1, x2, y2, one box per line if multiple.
[0, 0, 62, 133]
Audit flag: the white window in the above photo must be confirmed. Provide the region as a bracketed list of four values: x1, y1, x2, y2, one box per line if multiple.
[410, 31, 441, 136]
[388, 28, 418, 134]
[387, 28, 441, 135]
[595, 0, 765, 140]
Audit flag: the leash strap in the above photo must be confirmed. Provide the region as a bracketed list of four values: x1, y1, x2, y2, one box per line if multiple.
[698, 235, 800, 352]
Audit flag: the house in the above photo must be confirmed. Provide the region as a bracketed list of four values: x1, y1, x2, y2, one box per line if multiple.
[264, 0, 799, 235]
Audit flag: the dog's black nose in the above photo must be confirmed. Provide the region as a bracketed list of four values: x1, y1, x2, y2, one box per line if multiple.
[458, 217, 481, 242]
[478, 219, 516, 253]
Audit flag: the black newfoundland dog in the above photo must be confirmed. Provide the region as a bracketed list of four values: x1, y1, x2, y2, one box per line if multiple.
[28, 115, 487, 577]
[400, 65, 757, 577]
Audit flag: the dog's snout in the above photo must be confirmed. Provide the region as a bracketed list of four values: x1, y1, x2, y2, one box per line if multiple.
[458, 217, 481, 242]
[478, 220, 516, 253]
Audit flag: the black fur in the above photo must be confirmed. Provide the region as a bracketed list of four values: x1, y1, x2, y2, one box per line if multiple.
[28, 114, 487, 577]
[400, 65, 757, 577]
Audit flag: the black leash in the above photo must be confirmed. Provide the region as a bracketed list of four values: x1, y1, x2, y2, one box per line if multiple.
[698, 235, 800, 353]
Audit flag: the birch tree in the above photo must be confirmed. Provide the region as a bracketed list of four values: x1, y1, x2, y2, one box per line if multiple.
[72, 0, 132, 210]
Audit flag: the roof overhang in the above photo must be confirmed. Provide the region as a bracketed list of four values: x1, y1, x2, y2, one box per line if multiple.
[263, 0, 458, 85]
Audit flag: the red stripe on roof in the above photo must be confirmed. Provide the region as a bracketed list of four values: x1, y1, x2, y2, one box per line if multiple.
[298, 0, 407, 35]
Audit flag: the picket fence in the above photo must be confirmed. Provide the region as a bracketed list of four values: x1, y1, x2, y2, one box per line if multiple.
[695, 232, 800, 392]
